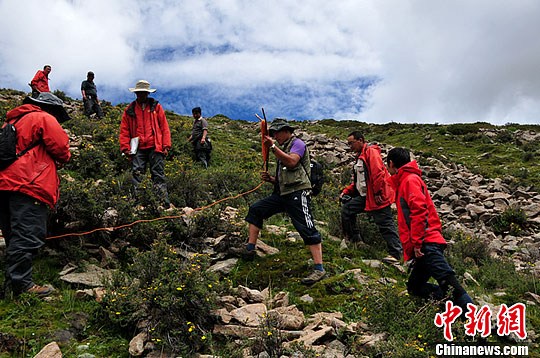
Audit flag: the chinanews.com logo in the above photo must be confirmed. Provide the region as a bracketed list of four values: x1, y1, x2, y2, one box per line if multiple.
[434, 301, 529, 357]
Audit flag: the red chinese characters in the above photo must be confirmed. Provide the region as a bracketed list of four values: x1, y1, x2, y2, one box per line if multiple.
[497, 303, 527, 339]
[434, 301, 463, 341]
[464, 304, 492, 338]
[435, 301, 527, 341]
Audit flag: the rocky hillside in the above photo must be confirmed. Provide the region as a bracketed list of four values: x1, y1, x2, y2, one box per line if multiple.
[0, 89, 539, 357]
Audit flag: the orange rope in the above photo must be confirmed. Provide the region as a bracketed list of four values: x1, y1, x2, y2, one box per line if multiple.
[45, 181, 265, 240]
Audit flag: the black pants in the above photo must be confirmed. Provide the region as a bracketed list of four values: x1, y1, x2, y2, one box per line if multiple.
[245, 190, 322, 245]
[0, 191, 48, 294]
[192, 140, 211, 168]
[83, 96, 104, 118]
[341, 195, 403, 260]
[132, 148, 170, 206]
[408, 243, 473, 311]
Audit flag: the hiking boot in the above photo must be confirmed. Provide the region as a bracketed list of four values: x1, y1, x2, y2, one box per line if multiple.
[230, 246, 256, 261]
[241, 248, 256, 261]
[301, 270, 326, 285]
[25, 284, 54, 297]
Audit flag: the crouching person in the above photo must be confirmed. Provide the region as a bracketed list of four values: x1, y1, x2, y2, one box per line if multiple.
[386, 147, 473, 311]
[244, 118, 325, 285]
[0, 93, 71, 298]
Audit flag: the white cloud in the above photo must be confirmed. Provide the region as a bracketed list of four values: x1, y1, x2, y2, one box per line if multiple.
[0, 0, 539, 123]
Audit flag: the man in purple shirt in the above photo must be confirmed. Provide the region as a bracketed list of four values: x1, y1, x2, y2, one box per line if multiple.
[244, 118, 326, 285]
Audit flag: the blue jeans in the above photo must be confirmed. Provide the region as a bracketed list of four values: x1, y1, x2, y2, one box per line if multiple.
[341, 195, 403, 260]
[408, 243, 473, 310]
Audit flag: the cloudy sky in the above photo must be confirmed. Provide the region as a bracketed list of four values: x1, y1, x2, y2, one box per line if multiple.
[1, 0, 539, 124]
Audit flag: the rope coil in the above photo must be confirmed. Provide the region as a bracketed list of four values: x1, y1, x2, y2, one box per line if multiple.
[45, 181, 264, 240]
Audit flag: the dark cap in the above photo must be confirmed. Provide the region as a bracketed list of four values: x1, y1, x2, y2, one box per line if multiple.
[269, 118, 296, 136]
[23, 92, 71, 123]
[87, 71, 94, 76]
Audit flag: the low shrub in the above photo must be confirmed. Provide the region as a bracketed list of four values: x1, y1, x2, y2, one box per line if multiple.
[490, 206, 527, 236]
[102, 240, 229, 355]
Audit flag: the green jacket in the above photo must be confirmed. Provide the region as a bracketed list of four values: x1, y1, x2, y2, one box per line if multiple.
[277, 137, 312, 196]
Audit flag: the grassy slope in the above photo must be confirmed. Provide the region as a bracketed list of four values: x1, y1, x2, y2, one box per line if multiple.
[0, 89, 538, 357]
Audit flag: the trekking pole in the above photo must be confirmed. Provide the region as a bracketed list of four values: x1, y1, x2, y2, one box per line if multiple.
[255, 108, 270, 172]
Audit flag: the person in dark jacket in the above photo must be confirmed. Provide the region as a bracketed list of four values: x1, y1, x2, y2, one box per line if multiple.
[244, 118, 325, 285]
[387, 147, 473, 311]
[0, 92, 71, 297]
[119, 80, 172, 210]
[188, 107, 212, 168]
[81, 71, 104, 119]
[340, 131, 402, 261]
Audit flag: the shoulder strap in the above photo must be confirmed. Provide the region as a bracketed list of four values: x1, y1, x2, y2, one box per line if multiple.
[8, 113, 42, 158]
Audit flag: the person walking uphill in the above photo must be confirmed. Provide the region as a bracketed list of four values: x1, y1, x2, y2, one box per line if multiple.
[119, 80, 172, 210]
[188, 107, 212, 168]
[340, 131, 403, 261]
[0, 93, 71, 298]
[244, 118, 326, 285]
[30, 65, 51, 98]
[81, 71, 104, 119]
[386, 147, 473, 311]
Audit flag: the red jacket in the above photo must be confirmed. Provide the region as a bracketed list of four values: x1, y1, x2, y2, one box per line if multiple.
[341, 143, 394, 211]
[0, 104, 71, 208]
[388, 161, 446, 261]
[119, 99, 171, 154]
[31, 70, 50, 92]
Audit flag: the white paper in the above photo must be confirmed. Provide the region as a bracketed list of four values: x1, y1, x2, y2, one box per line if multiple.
[129, 137, 139, 155]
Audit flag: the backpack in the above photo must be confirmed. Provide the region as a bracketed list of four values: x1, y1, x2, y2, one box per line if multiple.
[309, 159, 325, 196]
[0, 115, 39, 170]
[285, 137, 325, 196]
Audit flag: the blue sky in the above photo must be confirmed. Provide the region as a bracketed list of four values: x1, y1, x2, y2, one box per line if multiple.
[1, 0, 540, 124]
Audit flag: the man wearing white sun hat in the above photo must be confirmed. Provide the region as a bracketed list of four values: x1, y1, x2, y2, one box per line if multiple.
[119, 80, 172, 210]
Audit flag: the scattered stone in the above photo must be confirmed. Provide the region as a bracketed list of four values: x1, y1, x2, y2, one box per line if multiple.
[128, 332, 147, 356]
[34, 342, 62, 358]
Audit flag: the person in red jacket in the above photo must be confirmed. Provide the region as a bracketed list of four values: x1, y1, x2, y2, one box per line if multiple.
[30, 65, 52, 98]
[0, 92, 71, 297]
[119, 80, 172, 210]
[340, 131, 402, 261]
[387, 147, 473, 311]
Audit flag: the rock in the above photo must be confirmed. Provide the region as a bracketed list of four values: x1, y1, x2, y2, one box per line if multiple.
[208, 258, 238, 274]
[361, 260, 382, 269]
[284, 326, 333, 348]
[267, 305, 305, 330]
[358, 332, 387, 347]
[99, 246, 116, 267]
[236, 285, 266, 303]
[434, 186, 455, 199]
[213, 308, 233, 324]
[270, 291, 290, 308]
[522, 203, 540, 218]
[101, 207, 118, 227]
[59, 264, 115, 287]
[34, 342, 62, 358]
[128, 332, 147, 356]
[213, 324, 260, 338]
[255, 239, 280, 256]
[463, 272, 480, 286]
[229, 303, 267, 327]
[300, 294, 314, 303]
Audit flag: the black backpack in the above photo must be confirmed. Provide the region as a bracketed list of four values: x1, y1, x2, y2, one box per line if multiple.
[309, 159, 325, 196]
[0, 115, 39, 170]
